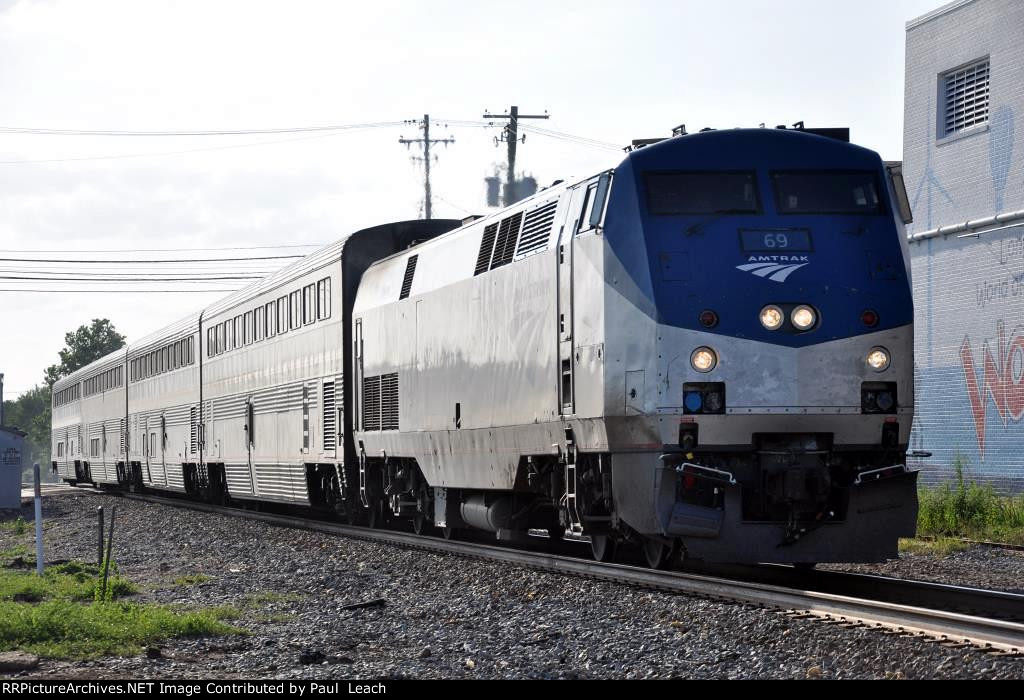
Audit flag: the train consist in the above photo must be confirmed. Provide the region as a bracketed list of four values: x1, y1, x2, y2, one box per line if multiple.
[52, 126, 918, 567]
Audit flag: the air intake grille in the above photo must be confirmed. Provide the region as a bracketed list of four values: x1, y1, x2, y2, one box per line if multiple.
[943, 59, 989, 136]
[516, 201, 557, 257]
[361, 373, 399, 431]
[399, 255, 418, 300]
[189, 407, 197, 454]
[120, 418, 126, 454]
[322, 381, 337, 450]
[490, 212, 523, 269]
[474, 223, 499, 275]
[362, 376, 381, 431]
[381, 373, 399, 431]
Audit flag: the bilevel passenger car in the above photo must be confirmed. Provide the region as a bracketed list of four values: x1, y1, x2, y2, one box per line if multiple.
[53, 126, 918, 568]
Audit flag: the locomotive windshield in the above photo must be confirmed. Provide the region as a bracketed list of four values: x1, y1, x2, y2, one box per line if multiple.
[644, 171, 760, 215]
[771, 171, 883, 215]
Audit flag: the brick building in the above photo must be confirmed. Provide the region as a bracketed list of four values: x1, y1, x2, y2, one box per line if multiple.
[904, 0, 1024, 489]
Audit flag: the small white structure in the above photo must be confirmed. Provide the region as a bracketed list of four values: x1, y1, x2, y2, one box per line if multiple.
[0, 426, 26, 509]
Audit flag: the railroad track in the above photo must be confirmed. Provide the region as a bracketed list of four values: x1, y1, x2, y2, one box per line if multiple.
[107, 490, 1024, 654]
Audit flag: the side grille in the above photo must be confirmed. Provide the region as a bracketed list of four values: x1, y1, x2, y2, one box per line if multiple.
[361, 373, 399, 431]
[120, 418, 126, 454]
[474, 223, 499, 275]
[189, 406, 197, 454]
[322, 381, 337, 450]
[515, 201, 557, 257]
[490, 211, 523, 269]
[362, 375, 381, 431]
[381, 373, 399, 431]
[399, 255, 418, 300]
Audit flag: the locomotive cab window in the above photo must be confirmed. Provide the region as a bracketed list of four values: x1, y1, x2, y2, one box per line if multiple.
[644, 171, 760, 215]
[772, 171, 883, 215]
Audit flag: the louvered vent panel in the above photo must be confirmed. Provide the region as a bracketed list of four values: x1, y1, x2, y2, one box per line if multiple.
[943, 60, 989, 136]
[490, 212, 523, 269]
[380, 373, 399, 431]
[120, 418, 126, 454]
[399, 255, 418, 300]
[322, 381, 337, 450]
[189, 406, 197, 454]
[473, 223, 500, 275]
[362, 375, 381, 431]
[515, 201, 558, 257]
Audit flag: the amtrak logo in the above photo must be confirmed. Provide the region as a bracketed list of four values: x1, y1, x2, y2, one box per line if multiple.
[736, 255, 809, 283]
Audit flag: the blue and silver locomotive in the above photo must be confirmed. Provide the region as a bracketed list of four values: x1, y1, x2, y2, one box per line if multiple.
[354, 126, 917, 566]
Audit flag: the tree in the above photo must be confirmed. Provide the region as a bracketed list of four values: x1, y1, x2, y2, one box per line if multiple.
[44, 319, 127, 387]
[0, 319, 126, 479]
[3, 385, 51, 468]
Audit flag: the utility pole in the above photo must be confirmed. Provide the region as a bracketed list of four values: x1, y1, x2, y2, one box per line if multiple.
[399, 114, 455, 220]
[482, 105, 549, 206]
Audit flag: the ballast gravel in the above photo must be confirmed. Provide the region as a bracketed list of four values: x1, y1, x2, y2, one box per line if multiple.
[0, 491, 1021, 680]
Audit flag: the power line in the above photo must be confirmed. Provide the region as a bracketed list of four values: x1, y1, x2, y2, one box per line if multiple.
[517, 124, 621, 151]
[0, 125, 403, 165]
[0, 288, 239, 293]
[0, 275, 262, 282]
[0, 255, 302, 263]
[0, 244, 323, 253]
[0, 121, 407, 137]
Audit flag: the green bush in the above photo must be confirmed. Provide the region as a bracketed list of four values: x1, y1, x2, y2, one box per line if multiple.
[917, 457, 1024, 544]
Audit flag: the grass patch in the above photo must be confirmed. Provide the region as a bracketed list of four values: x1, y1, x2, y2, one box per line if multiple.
[0, 599, 239, 658]
[899, 537, 971, 557]
[173, 573, 211, 587]
[0, 561, 241, 659]
[0, 517, 29, 535]
[917, 458, 1024, 546]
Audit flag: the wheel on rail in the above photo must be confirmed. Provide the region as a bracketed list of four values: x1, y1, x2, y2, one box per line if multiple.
[412, 510, 430, 536]
[366, 500, 387, 529]
[642, 537, 671, 569]
[590, 534, 617, 563]
[441, 525, 459, 541]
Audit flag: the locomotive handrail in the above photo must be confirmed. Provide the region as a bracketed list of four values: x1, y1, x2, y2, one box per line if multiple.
[853, 464, 911, 486]
[674, 460, 737, 486]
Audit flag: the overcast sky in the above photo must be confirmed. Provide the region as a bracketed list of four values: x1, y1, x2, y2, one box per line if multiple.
[0, 0, 942, 399]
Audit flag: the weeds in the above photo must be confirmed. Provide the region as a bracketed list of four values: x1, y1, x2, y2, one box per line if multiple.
[0, 560, 240, 658]
[916, 457, 1024, 546]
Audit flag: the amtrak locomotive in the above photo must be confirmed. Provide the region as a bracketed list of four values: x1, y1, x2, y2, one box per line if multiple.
[52, 125, 918, 567]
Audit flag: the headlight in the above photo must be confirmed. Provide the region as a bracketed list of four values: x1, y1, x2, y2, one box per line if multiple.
[791, 305, 817, 331]
[867, 347, 890, 371]
[690, 347, 717, 373]
[760, 305, 784, 330]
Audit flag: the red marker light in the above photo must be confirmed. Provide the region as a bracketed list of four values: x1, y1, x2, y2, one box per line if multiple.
[699, 310, 718, 328]
[683, 474, 698, 490]
[861, 309, 879, 327]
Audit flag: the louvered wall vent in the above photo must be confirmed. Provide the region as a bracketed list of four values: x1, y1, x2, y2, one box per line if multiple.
[515, 201, 557, 257]
[474, 223, 499, 275]
[490, 212, 523, 269]
[399, 255, 418, 300]
[943, 59, 989, 136]
[360, 373, 398, 431]
[381, 373, 399, 430]
[322, 381, 337, 449]
[189, 407, 197, 453]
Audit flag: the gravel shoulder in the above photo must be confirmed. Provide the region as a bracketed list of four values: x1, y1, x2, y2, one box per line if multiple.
[0, 491, 1021, 680]
[823, 545, 1024, 593]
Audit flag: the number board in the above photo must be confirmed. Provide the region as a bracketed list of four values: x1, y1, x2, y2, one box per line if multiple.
[739, 229, 813, 252]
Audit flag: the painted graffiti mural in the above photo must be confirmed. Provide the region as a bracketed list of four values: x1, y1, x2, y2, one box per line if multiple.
[960, 320, 1024, 458]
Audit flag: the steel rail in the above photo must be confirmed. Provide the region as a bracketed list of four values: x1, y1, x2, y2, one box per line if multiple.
[112, 491, 1024, 654]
